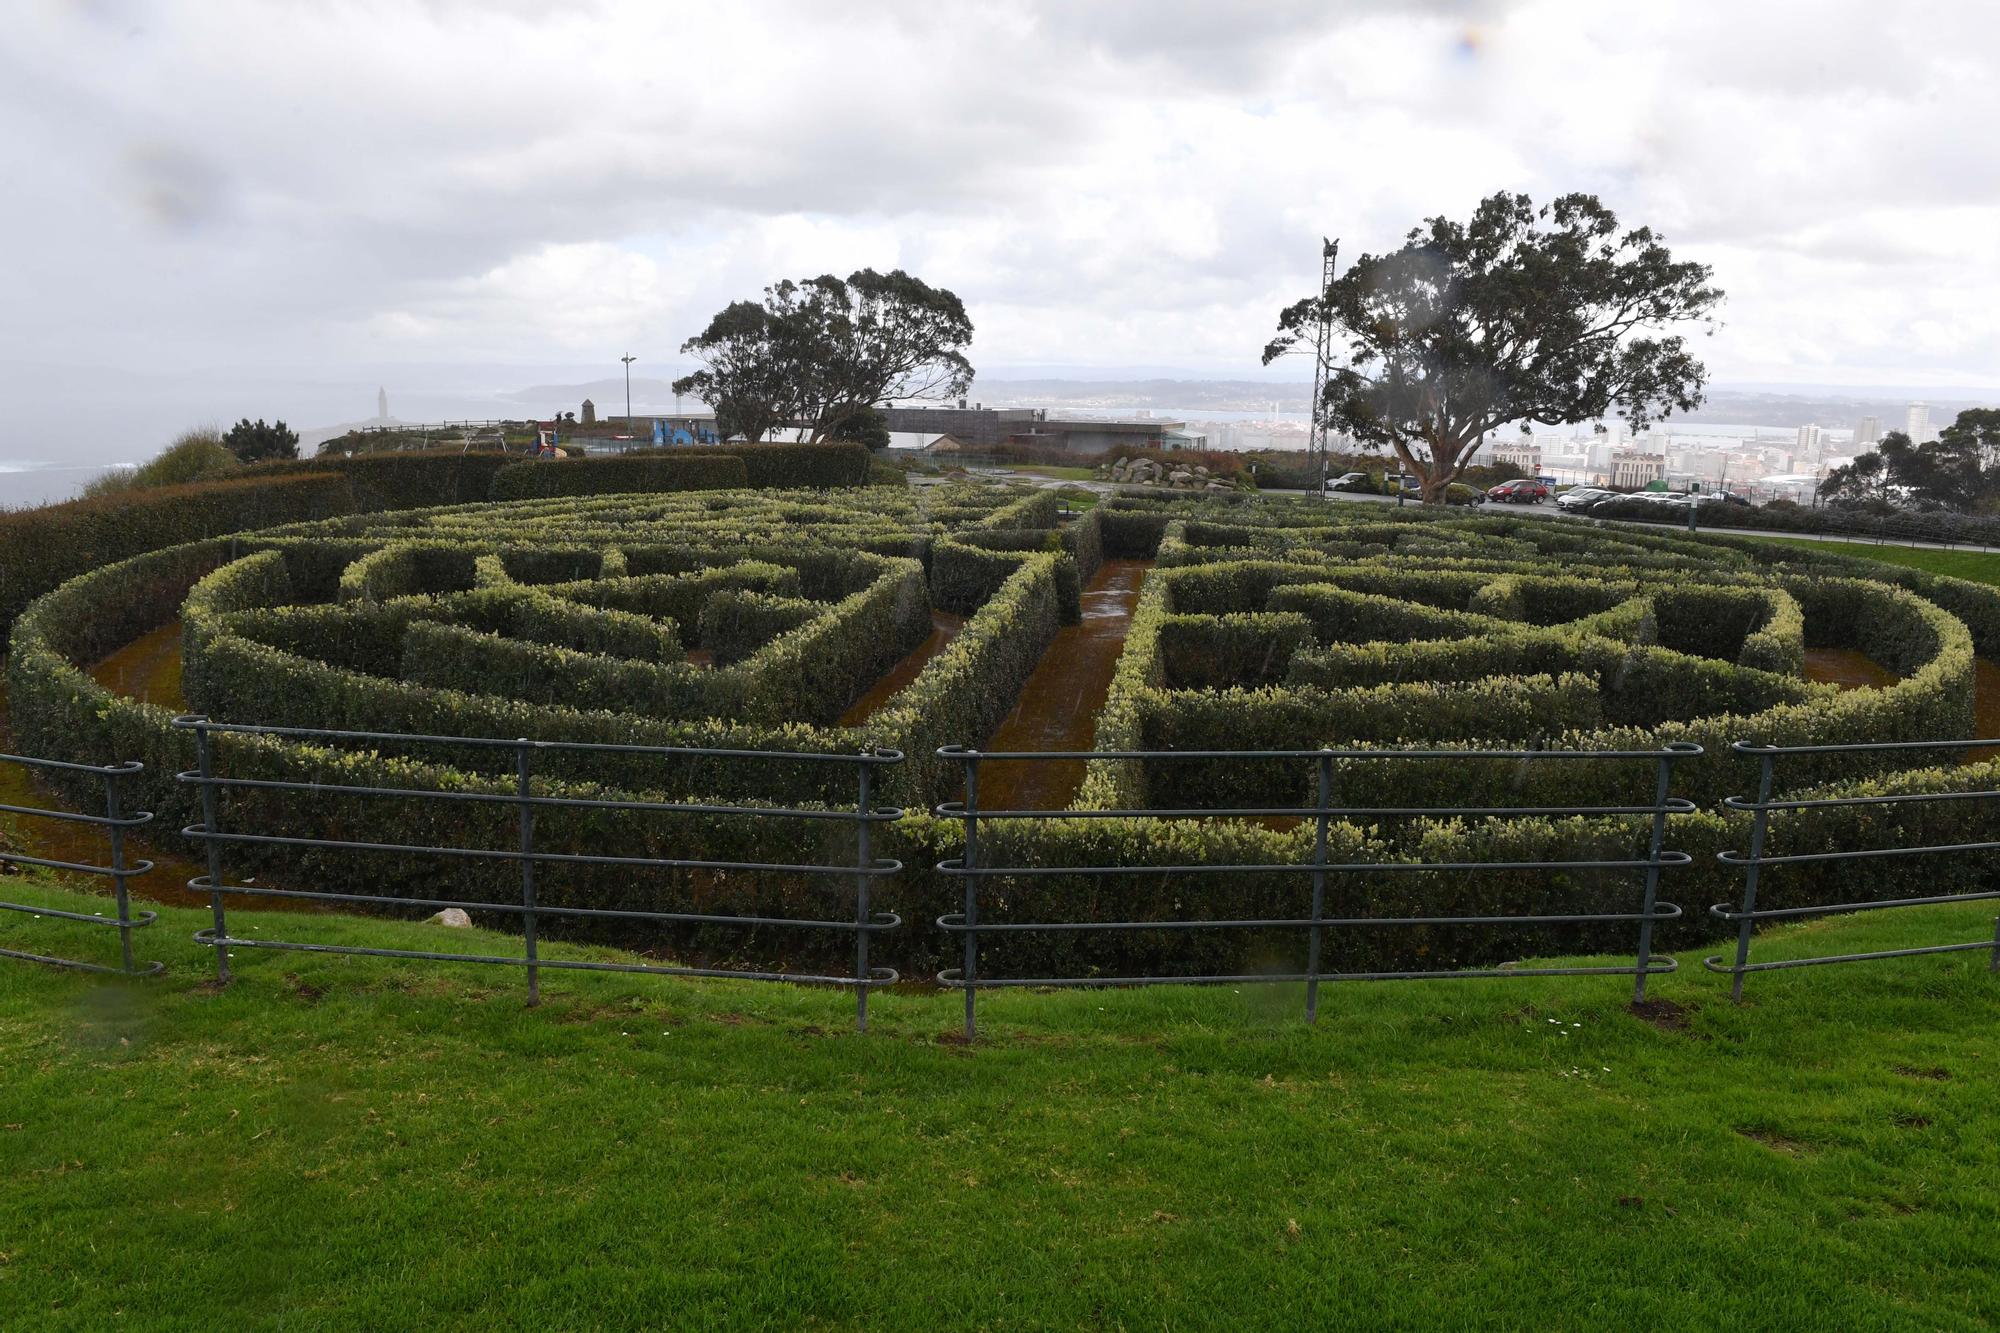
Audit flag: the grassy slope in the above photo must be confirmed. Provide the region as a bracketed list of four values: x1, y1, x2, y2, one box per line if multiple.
[1754, 537, 2000, 585]
[3, 877, 1998, 1329]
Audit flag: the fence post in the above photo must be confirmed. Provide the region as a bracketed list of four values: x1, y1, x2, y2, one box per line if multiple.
[1729, 749, 1778, 1003]
[102, 768, 136, 977]
[1305, 751, 1332, 1023]
[1631, 748, 1678, 1003]
[516, 740, 540, 1007]
[1989, 917, 1999, 974]
[194, 720, 229, 984]
[853, 759, 873, 1034]
[961, 751, 980, 1041]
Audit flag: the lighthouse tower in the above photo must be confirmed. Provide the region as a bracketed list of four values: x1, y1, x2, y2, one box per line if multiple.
[377, 386, 389, 420]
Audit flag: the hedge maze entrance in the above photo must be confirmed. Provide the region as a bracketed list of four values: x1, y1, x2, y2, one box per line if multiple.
[7, 481, 2000, 990]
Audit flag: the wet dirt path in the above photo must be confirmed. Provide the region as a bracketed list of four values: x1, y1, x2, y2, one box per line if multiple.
[87, 621, 188, 710]
[0, 623, 211, 907]
[1972, 659, 2000, 762]
[838, 610, 967, 727]
[975, 560, 1149, 812]
[1803, 647, 1899, 690]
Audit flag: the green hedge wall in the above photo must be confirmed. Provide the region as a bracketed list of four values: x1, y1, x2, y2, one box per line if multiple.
[489, 454, 748, 501]
[696, 590, 823, 666]
[0, 473, 351, 641]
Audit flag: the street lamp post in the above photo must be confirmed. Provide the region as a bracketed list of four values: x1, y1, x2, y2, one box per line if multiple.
[620, 354, 637, 431]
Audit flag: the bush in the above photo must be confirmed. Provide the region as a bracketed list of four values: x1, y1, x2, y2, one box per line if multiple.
[81, 429, 240, 498]
[222, 418, 300, 463]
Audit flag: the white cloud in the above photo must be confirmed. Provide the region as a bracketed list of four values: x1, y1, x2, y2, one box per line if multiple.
[0, 0, 1997, 391]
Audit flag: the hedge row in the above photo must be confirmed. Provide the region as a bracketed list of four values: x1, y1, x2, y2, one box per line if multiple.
[0, 444, 882, 644]
[488, 454, 748, 501]
[0, 472, 351, 640]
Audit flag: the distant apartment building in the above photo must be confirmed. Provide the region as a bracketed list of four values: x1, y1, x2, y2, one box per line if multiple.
[1854, 415, 1881, 447]
[1667, 449, 1724, 481]
[1906, 402, 1932, 444]
[1795, 424, 1826, 461]
[1491, 442, 1542, 472]
[1609, 451, 1666, 489]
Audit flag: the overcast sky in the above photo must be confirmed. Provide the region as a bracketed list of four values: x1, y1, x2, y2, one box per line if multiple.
[4, 0, 1999, 393]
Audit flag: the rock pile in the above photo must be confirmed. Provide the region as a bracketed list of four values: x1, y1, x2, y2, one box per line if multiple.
[1101, 456, 1233, 492]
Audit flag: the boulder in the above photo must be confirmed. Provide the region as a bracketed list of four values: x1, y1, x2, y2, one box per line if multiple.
[427, 908, 473, 928]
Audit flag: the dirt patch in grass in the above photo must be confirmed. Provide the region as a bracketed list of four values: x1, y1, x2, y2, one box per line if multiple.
[1737, 1126, 1812, 1156]
[1892, 1064, 1951, 1081]
[1629, 997, 1700, 1033]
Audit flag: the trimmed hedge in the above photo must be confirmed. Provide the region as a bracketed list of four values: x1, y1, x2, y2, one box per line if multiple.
[14, 483, 2000, 980]
[488, 454, 748, 501]
[0, 472, 350, 640]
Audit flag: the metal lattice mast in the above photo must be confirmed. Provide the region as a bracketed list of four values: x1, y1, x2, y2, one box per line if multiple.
[1306, 238, 1340, 494]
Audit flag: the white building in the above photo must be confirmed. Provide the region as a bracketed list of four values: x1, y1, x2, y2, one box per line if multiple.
[1906, 402, 1932, 444]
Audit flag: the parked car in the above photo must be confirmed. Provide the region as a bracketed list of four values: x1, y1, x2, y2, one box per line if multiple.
[1555, 487, 1614, 510]
[1325, 471, 1373, 493]
[1487, 478, 1551, 504]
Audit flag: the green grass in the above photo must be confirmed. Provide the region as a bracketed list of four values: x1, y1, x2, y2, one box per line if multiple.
[3, 877, 1998, 1328]
[1755, 537, 2000, 586]
[1008, 465, 1097, 481]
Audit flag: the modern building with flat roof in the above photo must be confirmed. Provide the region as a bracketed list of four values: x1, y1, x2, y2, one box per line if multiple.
[883, 404, 1190, 453]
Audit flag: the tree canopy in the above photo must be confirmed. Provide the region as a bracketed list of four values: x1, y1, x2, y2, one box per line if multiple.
[1265, 192, 1722, 502]
[673, 269, 973, 443]
[221, 417, 299, 463]
[1820, 410, 2000, 510]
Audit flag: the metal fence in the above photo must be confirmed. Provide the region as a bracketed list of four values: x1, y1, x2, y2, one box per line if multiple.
[932, 742, 1701, 1038]
[1707, 737, 2000, 999]
[10, 725, 2000, 1031]
[170, 716, 905, 1031]
[0, 752, 162, 977]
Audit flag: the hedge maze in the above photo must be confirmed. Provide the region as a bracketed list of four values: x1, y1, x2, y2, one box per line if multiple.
[8, 477, 2000, 983]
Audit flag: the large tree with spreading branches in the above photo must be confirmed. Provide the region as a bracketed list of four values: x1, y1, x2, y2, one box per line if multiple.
[673, 268, 973, 444]
[1265, 192, 1723, 503]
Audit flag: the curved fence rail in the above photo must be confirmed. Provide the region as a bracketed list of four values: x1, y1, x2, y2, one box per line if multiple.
[11, 724, 2000, 1034]
[0, 752, 162, 977]
[1708, 737, 2000, 1000]
[933, 742, 1701, 1038]
[168, 716, 904, 1031]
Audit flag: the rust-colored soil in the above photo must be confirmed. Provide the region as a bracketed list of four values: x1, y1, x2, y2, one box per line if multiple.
[838, 610, 967, 727]
[976, 560, 1148, 812]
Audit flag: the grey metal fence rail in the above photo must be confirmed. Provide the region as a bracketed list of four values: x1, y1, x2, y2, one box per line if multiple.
[0, 752, 163, 977]
[933, 742, 1702, 1037]
[169, 715, 905, 1031]
[1707, 736, 2000, 1000]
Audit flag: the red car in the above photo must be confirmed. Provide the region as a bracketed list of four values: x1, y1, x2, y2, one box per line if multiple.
[1487, 478, 1551, 504]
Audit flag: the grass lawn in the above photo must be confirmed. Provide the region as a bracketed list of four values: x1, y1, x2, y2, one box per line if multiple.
[2, 876, 1998, 1328]
[1008, 464, 1098, 482]
[1754, 536, 2000, 586]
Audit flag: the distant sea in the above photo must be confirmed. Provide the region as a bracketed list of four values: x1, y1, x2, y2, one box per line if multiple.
[0, 463, 127, 510]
